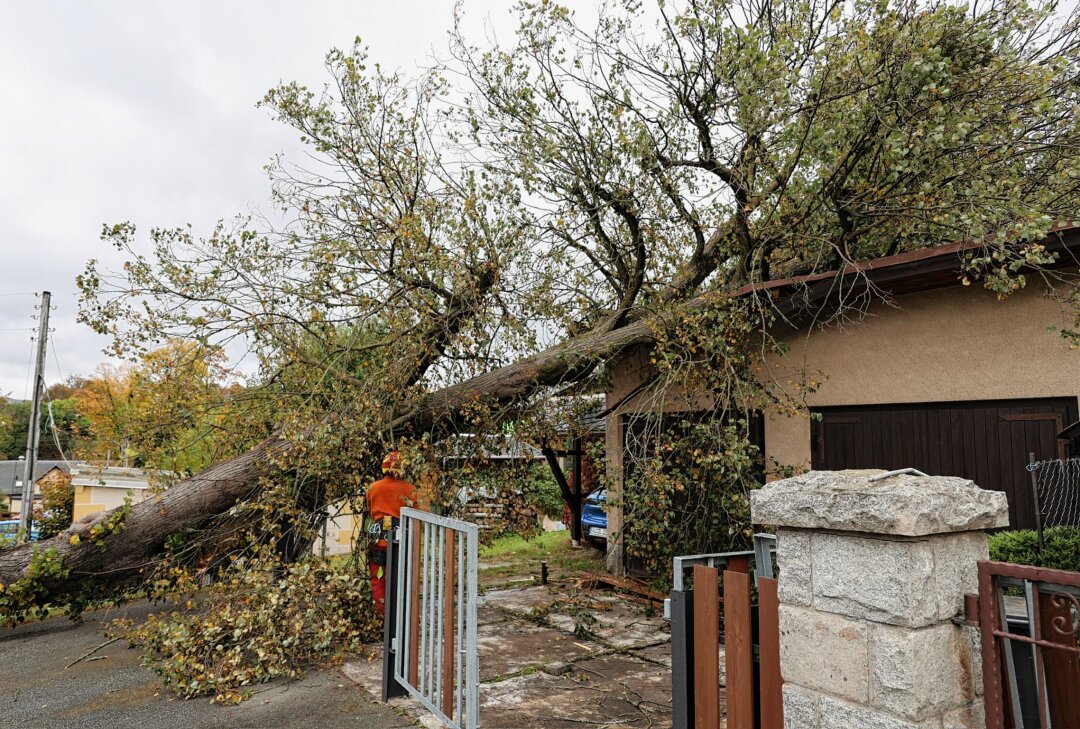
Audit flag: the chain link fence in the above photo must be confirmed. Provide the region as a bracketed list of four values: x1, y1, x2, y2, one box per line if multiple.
[1027, 457, 1080, 559]
[1029, 457, 1080, 529]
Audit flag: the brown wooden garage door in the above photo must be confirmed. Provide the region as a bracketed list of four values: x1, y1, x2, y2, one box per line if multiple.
[810, 398, 1078, 530]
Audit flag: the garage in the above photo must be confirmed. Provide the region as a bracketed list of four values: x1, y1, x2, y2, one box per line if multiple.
[810, 397, 1079, 530]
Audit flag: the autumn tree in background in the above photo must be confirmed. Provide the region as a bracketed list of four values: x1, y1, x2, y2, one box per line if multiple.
[2, 0, 1080, 691]
[33, 473, 75, 540]
[0, 399, 14, 462]
[0, 394, 89, 461]
[71, 340, 246, 477]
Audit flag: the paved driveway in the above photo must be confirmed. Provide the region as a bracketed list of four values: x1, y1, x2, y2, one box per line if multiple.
[0, 606, 415, 729]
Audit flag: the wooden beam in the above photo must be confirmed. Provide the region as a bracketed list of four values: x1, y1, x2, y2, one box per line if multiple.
[542, 446, 583, 541]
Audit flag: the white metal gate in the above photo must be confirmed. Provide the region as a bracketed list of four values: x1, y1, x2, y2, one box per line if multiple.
[391, 507, 480, 728]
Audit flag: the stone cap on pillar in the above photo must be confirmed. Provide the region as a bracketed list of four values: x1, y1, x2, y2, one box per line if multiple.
[750, 469, 1009, 536]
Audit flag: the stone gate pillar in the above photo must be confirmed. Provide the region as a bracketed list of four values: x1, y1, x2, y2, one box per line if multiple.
[750, 470, 1009, 729]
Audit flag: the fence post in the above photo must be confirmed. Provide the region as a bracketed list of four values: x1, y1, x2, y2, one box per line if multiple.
[757, 577, 783, 729]
[382, 529, 407, 700]
[1028, 452, 1045, 556]
[669, 585, 695, 729]
[751, 470, 1008, 729]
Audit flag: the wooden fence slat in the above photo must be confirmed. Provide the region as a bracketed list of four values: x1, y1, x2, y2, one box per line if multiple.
[693, 565, 720, 729]
[408, 522, 422, 685]
[727, 554, 751, 575]
[758, 577, 784, 729]
[724, 569, 754, 729]
[441, 530, 457, 718]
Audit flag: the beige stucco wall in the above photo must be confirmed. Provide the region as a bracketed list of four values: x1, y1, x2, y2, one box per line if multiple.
[7, 497, 28, 519]
[72, 485, 151, 522]
[311, 501, 360, 557]
[762, 281, 1080, 473]
[602, 280, 1080, 571]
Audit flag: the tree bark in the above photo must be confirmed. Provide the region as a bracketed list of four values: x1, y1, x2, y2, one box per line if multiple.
[0, 442, 270, 594]
[0, 308, 662, 599]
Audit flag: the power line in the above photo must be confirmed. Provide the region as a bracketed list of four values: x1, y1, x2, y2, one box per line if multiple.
[49, 339, 66, 385]
[21, 331, 35, 402]
[44, 329, 76, 468]
[43, 389, 75, 470]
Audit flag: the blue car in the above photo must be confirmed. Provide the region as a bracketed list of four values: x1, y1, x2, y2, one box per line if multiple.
[0, 519, 40, 545]
[581, 489, 607, 548]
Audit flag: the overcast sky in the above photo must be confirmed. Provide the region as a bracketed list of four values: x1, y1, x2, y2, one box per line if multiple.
[0, 1, 598, 399]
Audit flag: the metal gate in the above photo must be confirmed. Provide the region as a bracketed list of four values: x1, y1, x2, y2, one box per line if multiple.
[974, 560, 1080, 728]
[384, 507, 480, 728]
[667, 534, 782, 729]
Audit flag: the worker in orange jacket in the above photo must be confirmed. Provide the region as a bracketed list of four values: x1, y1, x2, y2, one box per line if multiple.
[366, 451, 416, 616]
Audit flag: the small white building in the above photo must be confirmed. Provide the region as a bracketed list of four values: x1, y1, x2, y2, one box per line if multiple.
[71, 466, 155, 522]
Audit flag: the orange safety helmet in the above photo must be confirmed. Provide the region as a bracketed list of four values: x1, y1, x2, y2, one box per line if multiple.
[381, 451, 402, 474]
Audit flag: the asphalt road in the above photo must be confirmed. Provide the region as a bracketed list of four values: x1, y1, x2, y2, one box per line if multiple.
[0, 606, 415, 729]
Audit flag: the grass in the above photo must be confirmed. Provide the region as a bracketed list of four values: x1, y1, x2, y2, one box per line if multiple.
[481, 530, 571, 560]
[477, 530, 604, 589]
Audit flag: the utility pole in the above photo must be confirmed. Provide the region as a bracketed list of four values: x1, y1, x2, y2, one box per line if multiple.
[19, 291, 50, 537]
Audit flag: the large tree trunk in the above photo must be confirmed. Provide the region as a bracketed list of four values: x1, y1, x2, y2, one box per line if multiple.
[0, 442, 279, 598]
[0, 312, 659, 599]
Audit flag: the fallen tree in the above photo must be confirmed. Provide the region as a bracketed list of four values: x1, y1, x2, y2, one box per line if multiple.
[4, 0, 1080, 619]
[0, 302, 663, 601]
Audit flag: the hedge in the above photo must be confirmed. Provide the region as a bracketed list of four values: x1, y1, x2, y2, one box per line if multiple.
[988, 526, 1080, 573]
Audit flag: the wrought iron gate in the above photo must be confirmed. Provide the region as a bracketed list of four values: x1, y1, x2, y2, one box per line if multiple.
[975, 560, 1080, 728]
[384, 507, 480, 728]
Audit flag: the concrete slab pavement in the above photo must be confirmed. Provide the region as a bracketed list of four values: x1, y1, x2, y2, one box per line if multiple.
[345, 582, 674, 728]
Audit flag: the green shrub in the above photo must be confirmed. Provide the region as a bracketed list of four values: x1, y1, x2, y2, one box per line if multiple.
[1041, 526, 1080, 572]
[988, 526, 1080, 572]
[518, 463, 565, 521]
[464, 461, 564, 522]
[988, 529, 1040, 566]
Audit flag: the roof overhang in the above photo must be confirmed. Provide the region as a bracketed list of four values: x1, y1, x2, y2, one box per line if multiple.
[741, 225, 1080, 319]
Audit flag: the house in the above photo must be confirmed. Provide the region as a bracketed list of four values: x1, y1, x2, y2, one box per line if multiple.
[0, 460, 74, 518]
[70, 466, 156, 522]
[603, 227, 1080, 570]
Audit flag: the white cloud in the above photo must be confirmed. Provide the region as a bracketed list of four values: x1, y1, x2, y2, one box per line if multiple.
[0, 0, 572, 397]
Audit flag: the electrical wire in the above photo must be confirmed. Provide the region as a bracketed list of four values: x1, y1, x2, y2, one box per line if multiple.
[21, 334, 35, 402]
[13, 294, 44, 401]
[42, 385, 76, 470]
[49, 339, 65, 385]
[43, 338, 77, 468]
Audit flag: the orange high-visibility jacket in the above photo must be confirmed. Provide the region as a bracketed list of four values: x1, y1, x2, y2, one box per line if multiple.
[367, 475, 416, 525]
